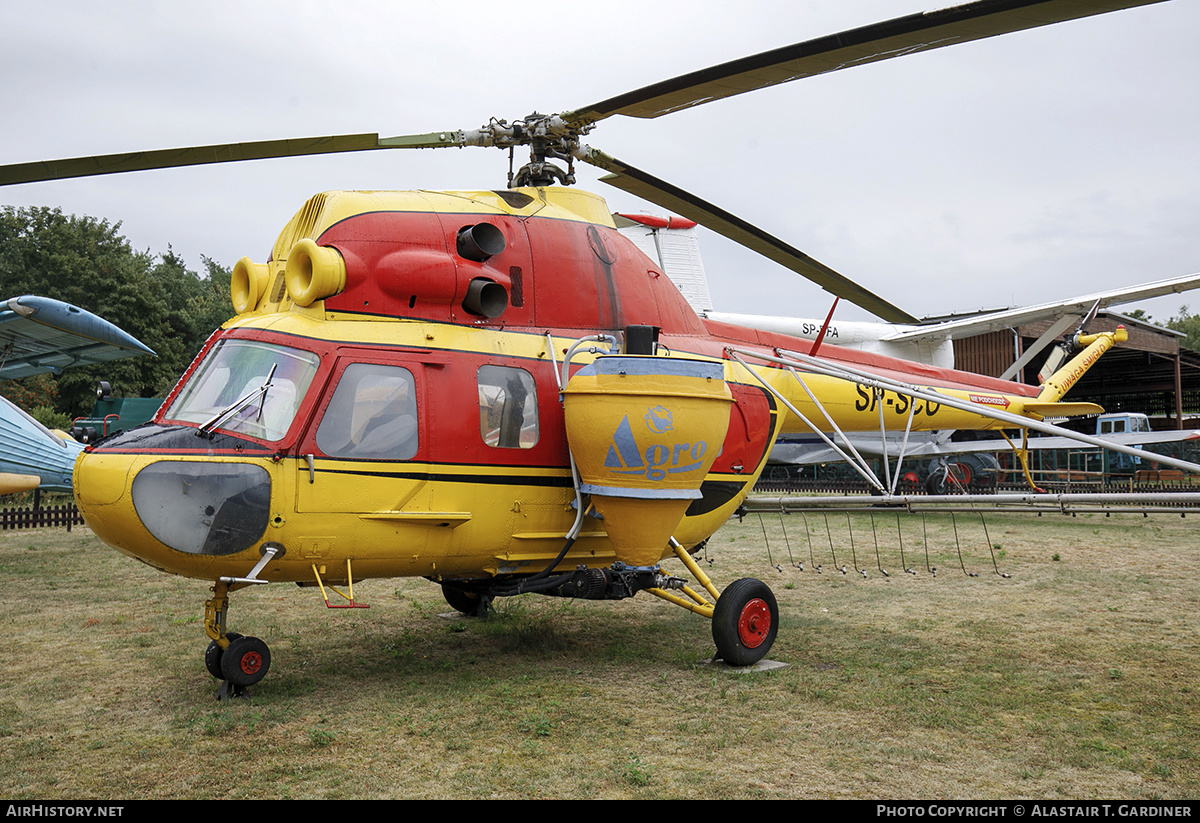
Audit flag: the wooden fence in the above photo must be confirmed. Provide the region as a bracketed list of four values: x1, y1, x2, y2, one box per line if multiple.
[0, 503, 84, 531]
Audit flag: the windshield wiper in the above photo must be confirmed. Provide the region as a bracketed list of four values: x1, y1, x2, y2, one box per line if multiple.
[197, 363, 277, 438]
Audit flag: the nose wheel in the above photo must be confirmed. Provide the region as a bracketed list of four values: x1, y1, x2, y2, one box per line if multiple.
[204, 581, 272, 698]
[220, 636, 272, 685]
[205, 632, 272, 697]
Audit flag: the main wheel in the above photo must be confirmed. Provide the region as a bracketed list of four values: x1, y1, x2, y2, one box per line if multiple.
[204, 632, 241, 679]
[220, 635, 271, 687]
[712, 578, 779, 667]
[442, 584, 490, 617]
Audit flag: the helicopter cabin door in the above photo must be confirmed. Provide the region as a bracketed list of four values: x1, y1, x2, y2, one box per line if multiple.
[293, 351, 446, 562]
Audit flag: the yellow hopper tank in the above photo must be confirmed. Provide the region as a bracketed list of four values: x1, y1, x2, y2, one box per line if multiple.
[563, 356, 732, 567]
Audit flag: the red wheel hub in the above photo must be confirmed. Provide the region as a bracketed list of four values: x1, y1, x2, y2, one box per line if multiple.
[737, 598, 772, 648]
[238, 652, 263, 675]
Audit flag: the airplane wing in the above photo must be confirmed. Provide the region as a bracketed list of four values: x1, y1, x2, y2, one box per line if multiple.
[954, 429, 1200, 453]
[0, 295, 156, 379]
[881, 273, 1200, 343]
[771, 428, 1200, 466]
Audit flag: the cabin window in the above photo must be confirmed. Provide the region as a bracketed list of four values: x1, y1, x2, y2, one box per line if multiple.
[477, 365, 538, 449]
[165, 339, 320, 441]
[316, 363, 418, 460]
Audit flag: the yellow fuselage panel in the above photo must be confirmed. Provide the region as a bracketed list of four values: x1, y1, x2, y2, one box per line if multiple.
[77, 448, 725, 583]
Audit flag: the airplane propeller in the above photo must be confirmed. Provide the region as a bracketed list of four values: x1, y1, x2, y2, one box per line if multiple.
[0, 0, 1170, 324]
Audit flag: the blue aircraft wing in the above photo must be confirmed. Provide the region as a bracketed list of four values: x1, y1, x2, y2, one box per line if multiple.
[0, 295, 155, 379]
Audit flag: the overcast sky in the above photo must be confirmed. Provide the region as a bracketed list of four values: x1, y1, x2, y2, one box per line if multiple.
[2, 0, 1197, 324]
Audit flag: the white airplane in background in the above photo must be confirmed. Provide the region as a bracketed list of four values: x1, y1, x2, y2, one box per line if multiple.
[615, 213, 1200, 378]
[615, 213, 1200, 480]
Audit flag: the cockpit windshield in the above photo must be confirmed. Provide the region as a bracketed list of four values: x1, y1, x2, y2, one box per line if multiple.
[165, 340, 320, 441]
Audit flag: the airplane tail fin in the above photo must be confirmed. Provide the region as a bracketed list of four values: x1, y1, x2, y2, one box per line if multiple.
[1036, 326, 1127, 404]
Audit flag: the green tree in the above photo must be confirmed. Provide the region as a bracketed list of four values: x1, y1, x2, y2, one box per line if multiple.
[1167, 306, 1200, 353]
[0, 206, 232, 417]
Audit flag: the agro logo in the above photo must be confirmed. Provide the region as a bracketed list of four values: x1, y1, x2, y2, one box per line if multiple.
[604, 408, 707, 482]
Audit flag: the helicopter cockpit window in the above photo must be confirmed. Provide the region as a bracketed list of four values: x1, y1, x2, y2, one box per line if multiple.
[316, 364, 418, 460]
[477, 365, 538, 449]
[165, 340, 320, 441]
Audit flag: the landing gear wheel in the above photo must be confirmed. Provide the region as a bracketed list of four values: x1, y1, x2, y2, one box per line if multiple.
[926, 471, 948, 495]
[220, 635, 271, 687]
[442, 584, 491, 617]
[204, 632, 242, 679]
[712, 578, 778, 667]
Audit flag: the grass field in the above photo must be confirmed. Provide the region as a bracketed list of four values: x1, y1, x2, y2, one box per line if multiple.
[1, 505, 1197, 799]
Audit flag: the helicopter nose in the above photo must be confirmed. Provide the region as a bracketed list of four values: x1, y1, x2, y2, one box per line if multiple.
[76, 452, 272, 562]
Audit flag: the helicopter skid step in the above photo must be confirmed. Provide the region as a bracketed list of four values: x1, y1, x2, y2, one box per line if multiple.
[311, 559, 370, 609]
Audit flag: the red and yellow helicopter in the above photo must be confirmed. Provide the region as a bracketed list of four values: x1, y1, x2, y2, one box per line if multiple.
[0, 0, 1179, 694]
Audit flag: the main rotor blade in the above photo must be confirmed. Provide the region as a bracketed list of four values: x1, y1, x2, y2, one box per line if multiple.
[578, 146, 918, 324]
[0, 131, 466, 186]
[566, 0, 1171, 124]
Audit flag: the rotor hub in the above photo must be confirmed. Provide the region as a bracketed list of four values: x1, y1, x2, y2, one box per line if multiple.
[461, 113, 590, 188]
